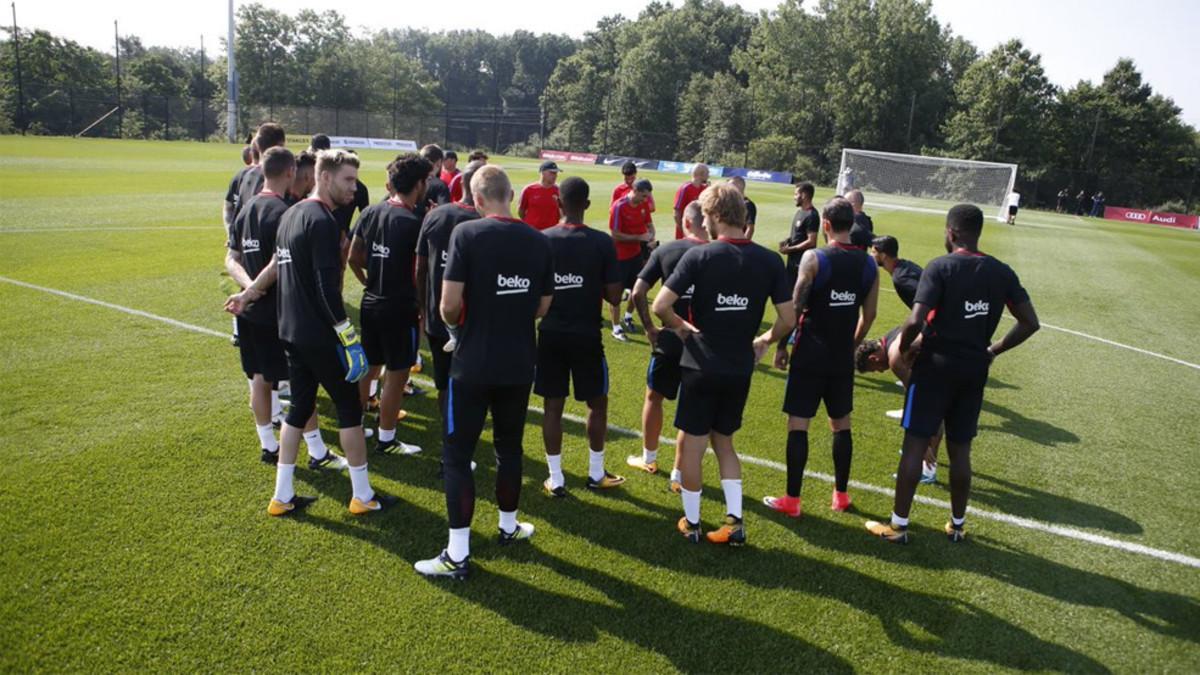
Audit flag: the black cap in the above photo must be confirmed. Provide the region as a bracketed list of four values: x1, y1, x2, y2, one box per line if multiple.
[538, 160, 561, 173]
[634, 178, 653, 193]
[621, 160, 638, 175]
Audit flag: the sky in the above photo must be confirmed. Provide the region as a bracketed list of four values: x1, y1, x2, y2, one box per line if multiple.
[13, 0, 1200, 127]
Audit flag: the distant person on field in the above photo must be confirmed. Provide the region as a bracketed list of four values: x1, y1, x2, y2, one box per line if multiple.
[672, 164, 710, 239]
[613, 160, 656, 212]
[1091, 192, 1105, 217]
[845, 189, 874, 248]
[1056, 188, 1068, 213]
[440, 150, 459, 185]
[777, 180, 820, 367]
[871, 235, 922, 310]
[728, 177, 757, 239]
[609, 178, 657, 342]
[448, 150, 488, 203]
[518, 160, 563, 231]
[1076, 190, 1088, 216]
[1006, 189, 1020, 225]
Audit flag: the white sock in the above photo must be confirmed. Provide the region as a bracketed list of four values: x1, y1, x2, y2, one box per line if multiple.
[303, 429, 328, 460]
[546, 454, 564, 488]
[623, 311, 633, 322]
[643, 448, 658, 464]
[682, 488, 701, 524]
[951, 515, 965, 527]
[378, 427, 396, 443]
[891, 512, 909, 528]
[670, 468, 682, 483]
[446, 326, 460, 341]
[271, 390, 283, 418]
[273, 463, 295, 503]
[369, 379, 379, 397]
[448, 527, 470, 562]
[588, 449, 605, 481]
[349, 464, 373, 503]
[256, 423, 278, 452]
[721, 479, 743, 519]
[498, 510, 517, 533]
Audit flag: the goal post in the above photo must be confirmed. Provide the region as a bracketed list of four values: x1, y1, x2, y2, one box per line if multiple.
[837, 149, 1018, 222]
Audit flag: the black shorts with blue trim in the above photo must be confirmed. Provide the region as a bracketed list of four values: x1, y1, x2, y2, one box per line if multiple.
[901, 353, 988, 443]
[646, 331, 683, 399]
[534, 330, 609, 402]
[361, 304, 419, 371]
[426, 331, 452, 391]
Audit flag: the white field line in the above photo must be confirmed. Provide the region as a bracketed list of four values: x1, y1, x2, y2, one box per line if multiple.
[3, 273, 1198, 569]
[0, 226, 216, 233]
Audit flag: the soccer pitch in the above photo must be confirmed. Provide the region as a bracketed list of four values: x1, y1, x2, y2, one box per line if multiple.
[1, 135, 1198, 672]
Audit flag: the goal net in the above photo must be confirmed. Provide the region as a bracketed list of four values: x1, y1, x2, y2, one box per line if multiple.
[837, 149, 1018, 222]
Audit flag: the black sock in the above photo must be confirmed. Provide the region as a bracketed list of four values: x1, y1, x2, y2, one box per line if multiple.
[786, 430, 808, 498]
[832, 429, 853, 492]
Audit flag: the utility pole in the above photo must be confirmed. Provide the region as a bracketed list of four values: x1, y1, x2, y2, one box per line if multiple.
[114, 20, 122, 136]
[199, 35, 206, 139]
[226, 0, 238, 142]
[905, 91, 916, 151]
[11, 3, 25, 134]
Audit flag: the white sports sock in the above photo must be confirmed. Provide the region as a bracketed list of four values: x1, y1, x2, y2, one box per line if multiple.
[891, 512, 910, 528]
[256, 423, 278, 452]
[670, 468, 682, 483]
[448, 527, 470, 562]
[378, 427, 396, 443]
[623, 311, 633, 322]
[951, 515, 965, 527]
[271, 390, 283, 418]
[721, 479, 743, 519]
[303, 429, 328, 460]
[546, 454, 564, 488]
[273, 463, 295, 503]
[643, 448, 658, 464]
[588, 449, 605, 481]
[498, 510, 517, 533]
[681, 488, 701, 524]
[349, 464, 373, 503]
[369, 379, 379, 398]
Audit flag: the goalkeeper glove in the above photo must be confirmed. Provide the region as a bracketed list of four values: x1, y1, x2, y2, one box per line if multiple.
[334, 320, 368, 383]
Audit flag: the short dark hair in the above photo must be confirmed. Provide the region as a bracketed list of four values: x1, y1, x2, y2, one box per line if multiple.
[871, 235, 899, 258]
[261, 147, 295, 179]
[823, 197, 854, 233]
[444, 150, 458, 161]
[634, 178, 653, 193]
[796, 181, 815, 200]
[388, 154, 433, 195]
[310, 134, 331, 151]
[468, 150, 488, 162]
[295, 150, 317, 171]
[420, 144, 444, 164]
[855, 339, 883, 373]
[559, 176, 590, 210]
[621, 160, 638, 176]
[947, 203, 984, 234]
[241, 145, 253, 164]
[255, 123, 285, 152]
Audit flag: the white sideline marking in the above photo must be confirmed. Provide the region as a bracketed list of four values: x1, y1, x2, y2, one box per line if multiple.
[0, 226, 216, 233]
[3, 274, 1198, 569]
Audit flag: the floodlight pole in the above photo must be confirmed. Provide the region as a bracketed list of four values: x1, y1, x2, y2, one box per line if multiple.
[199, 35, 206, 139]
[226, 0, 238, 142]
[11, 3, 24, 134]
[114, 20, 122, 137]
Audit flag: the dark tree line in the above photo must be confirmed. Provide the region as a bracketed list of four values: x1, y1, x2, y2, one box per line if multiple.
[1, 0, 1197, 211]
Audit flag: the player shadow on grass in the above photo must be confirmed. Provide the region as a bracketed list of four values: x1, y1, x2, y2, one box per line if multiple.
[968, 471, 1142, 535]
[792, 509, 1199, 647]
[294, 478, 853, 672]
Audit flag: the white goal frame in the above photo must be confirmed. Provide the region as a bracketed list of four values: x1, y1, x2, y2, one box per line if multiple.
[837, 148, 1018, 223]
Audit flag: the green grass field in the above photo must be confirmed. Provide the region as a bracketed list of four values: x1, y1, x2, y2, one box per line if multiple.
[1, 136, 1198, 672]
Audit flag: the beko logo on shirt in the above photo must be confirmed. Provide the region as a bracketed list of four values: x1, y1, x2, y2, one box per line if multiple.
[554, 272, 584, 290]
[829, 289, 857, 307]
[275, 247, 292, 265]
[964, 300, 989, 319]
[371, 241, 390, 258]
[715, 293, 749, 311]
[241, 237, 261, 252]
[496, 274, 531, 295]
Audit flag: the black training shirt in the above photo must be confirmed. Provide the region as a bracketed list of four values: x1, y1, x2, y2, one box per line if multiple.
[235, 166, 265, 220]
[849, 212, 874, 249]
[444, 216, 554, 385]
[356, 198, 422, 314]
[914, 250, 1029, 367]
[416, 176, 451, 221]
[891, 258, 923, 309]
[332, 180, 370, 234]
[745, 199, 758, 226]
[539, 223, 620, 336]
[417, 202, 479, 338]
[275, 199, 349, 345]
[787, 207, 819, 271]
[664, 236, 791, 376]
[228, 190, 290, 327]
[638, 236, 706, 358]
[792, 242, 878, 374]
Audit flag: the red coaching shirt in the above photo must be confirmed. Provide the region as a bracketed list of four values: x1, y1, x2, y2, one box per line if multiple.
[609, 195, 653, 261]
[448, 173, 464, 203]
[440, 168, 459, 186]
[673, 181, 707, 239]
[612, 182, 656, 211]
[519, 182, 561, 231]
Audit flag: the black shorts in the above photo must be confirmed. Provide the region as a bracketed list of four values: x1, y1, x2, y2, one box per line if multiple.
[646, 332, 683, 400]
[237, 317, 288, 382]
[902, 355, 988, 443]
[782, 367, 854, 419]
[1008, 205, 1018, 216]
[674, 368, 752, 436]
[427, 332, 452, 391]
[617, 256, 644, 291]
[361, 305, 419, 371]
[534, 331, 608, 402]
[283, 340, 363, 429]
